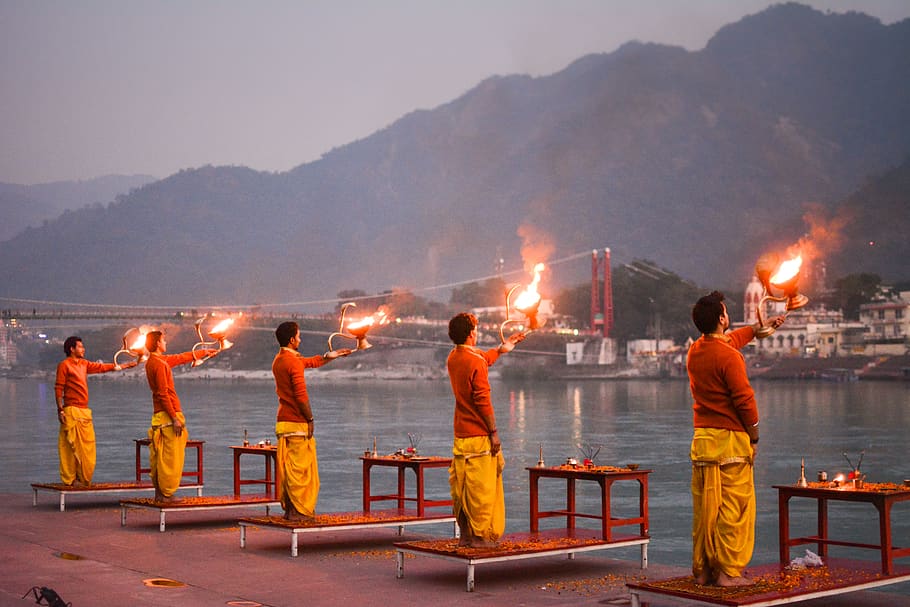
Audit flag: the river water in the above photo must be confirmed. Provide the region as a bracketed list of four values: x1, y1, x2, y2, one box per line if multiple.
[2, 374, 909, 575]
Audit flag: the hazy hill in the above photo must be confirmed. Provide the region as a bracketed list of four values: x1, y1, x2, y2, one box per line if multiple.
[0, 174, 156, 242]
[1, 3, 908, 308]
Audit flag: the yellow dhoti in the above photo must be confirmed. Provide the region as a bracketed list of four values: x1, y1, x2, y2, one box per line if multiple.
[449, 435, 505, 542]
[148, 411, 187, 498]
[276, 421, 319, 517]
[58, 407, 96, 485]
[691, 427, 755, 580]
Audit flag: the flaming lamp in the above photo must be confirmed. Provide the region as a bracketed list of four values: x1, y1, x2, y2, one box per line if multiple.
[191, 316, 235, 367]
[328, 302, 389, 351]
[113, 327, 148, 370]
[499, 262, 545, 343]
[753, 253, 809, 338]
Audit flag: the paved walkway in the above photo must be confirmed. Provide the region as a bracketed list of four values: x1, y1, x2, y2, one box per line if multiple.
[3, 492, 909, 606]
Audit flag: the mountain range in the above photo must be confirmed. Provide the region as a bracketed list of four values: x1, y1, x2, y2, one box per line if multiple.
[1, 3, 908, 310]
[0, 174, 156, 242]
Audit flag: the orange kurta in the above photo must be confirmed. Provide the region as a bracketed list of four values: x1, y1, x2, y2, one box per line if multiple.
[145, 351, 198, 420]
[272, 348, 327, 423]
[447, 344, 500, 438]
[687, 327, 759, 432]
[55, 357, 117, 409]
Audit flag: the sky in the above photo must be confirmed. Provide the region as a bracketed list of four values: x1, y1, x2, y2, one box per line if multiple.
[2, 1, 909, 185]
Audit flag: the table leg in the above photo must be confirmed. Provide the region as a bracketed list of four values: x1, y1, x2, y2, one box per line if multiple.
[233, 450, 241, 497]
[416, 466, 426, 517]
[362, 460, 372, 512]
[779, 491, 791, 566]
[879, 499, 893, 575]
[818, 497, 828, 558]
[397, 467, 406, 510]
[196, 442, 204, 486]
[600, 478, 610, 541]
[396, 550, 405, 579]
[640, 476, 649, 537]
[567, 478, 576, 532]
[529, 472, 539, 532]
[135, 442, 142, 482]
[263, 454, 271, 498]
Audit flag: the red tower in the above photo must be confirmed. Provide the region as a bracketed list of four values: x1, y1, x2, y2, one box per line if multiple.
[602, 248, 613, 338]
[590, 248, 614, 338]
[591, 250, 601, 333]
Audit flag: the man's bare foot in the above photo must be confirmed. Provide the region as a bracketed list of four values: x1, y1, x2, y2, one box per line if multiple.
[283, 510, 315, 523]
[154, 492, 175, 503]
[693, 573, 714, 586]
[716, 572, 752, 587]
[467, 538, 499, 549]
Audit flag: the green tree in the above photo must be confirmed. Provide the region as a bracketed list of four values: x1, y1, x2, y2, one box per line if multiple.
[825, 273, 884, 320]
[450, 278, 507, 308]
[554, 260, 703, 345]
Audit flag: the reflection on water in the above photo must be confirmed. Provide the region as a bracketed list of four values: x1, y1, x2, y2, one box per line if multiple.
[2, 375, 909, 574]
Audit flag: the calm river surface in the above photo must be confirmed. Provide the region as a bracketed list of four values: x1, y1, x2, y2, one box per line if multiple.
[2, 374, 909, 574]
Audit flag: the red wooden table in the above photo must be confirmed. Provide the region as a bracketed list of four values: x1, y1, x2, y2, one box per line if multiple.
[361, 455, 452, 516]
[775, 483, 910, 574]
[231, 445, 278, 497]
[134, 438, 205, 486]
[527, 465, 651, 541]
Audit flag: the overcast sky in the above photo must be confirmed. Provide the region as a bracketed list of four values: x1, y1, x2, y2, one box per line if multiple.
[2, 1, 909, 185]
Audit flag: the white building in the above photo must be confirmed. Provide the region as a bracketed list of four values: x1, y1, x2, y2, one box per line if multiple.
[858, 291, 910, 355]
[740, 275, 869, 357]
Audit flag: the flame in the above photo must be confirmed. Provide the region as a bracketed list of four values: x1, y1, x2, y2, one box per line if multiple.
[209, 317, 235, 337]
[770, 256, 802, 285]
[347, 309, 390, 334]
[129, 333, 147, 351]
[514, 263, 545, 311]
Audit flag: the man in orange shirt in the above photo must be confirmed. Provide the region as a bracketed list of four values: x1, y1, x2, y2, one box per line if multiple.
[446, 312, 524, 548]
[687, 291, 783, 587]
[272, 321, 351, 521]
[144, 330, 217, 502]
[55, 336, 136, 486]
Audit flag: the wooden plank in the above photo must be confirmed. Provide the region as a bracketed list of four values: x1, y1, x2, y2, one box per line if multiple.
[31, 482, 204, 512]
[627, 559, 910, 607]
[394, 529, 649, 592]
[120, 495, 280, 532]
[239, 510, 456, 557]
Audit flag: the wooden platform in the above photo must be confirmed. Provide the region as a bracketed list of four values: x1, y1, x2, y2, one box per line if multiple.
[239, 510, 457, 557]
[120, 495, 279, 532]
[31, 482, 204, 512]
[395, 529, 649, 592]
[626, 559, 910, 607]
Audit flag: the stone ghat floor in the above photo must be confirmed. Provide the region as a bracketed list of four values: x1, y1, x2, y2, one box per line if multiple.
[4, 492, 910, 607]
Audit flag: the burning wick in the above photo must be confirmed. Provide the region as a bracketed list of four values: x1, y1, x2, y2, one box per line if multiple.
[191, 316, 235, 367]
[500, 262, 545, 343]
[754, 253, 809, 338]
[328, 302, 390, 351]
[113, 328, 148, 370]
